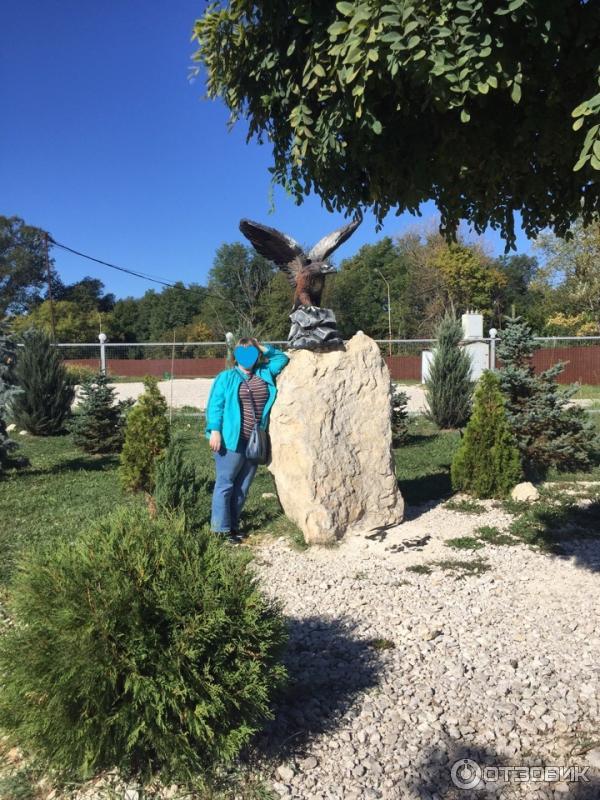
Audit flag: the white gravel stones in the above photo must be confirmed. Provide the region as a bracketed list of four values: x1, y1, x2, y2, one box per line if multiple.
[253, 497, 600, 799]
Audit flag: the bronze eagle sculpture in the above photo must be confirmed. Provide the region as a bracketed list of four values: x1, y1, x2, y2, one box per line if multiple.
[239, 216, 362, 309]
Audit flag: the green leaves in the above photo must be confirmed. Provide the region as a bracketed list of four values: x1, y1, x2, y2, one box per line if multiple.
[193, 0, 600, 245]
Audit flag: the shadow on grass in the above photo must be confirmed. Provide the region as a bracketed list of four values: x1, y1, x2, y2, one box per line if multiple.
[413, 736, 600, 799]
[24, 454, 119, 477]
[510, 498, 600, 574]
[253, 616, 384, 762]
[399, 470, 453, 508]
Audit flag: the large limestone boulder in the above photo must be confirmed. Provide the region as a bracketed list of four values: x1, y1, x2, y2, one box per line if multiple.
[268, 331, 404, 544]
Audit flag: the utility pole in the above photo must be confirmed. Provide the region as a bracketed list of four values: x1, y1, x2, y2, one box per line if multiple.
[376, 269, 392, 357]
[43, 232, 57, 341]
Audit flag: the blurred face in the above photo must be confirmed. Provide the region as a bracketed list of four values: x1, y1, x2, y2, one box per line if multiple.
[234, 344, 260, 370]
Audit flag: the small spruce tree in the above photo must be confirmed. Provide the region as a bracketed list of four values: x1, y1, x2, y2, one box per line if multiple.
[119, 376, 169, 493]
[497, 317, 599, 479]
[425, 316, 474, 429]
[451, 371, 522, 498]
[0, 327, 20, 470]
[71, 372, 133, 455]
[11, 329, 74, 435]
[154, 431, 213, 530]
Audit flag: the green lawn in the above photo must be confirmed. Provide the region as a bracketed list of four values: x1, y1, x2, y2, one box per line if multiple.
[574, 385, 600, 400]
[2, 413, 599, 596]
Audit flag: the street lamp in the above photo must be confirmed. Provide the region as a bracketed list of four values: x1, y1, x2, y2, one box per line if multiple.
[376, 269, 392, 357]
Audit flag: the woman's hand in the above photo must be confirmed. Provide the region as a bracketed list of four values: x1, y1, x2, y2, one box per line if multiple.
[209, 431, 222, 453]
[251, 337, 266, 354]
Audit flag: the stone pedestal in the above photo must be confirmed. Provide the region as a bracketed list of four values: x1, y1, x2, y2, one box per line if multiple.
[288, 307, 343, 350]
[268, 332, 404, 544]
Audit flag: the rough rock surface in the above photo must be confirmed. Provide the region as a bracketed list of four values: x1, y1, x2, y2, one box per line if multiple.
[511, 481, 540, 502]
[268, 332, 403, 544]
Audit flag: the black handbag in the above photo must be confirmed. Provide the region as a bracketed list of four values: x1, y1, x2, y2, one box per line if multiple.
[241, 378, 270, 464]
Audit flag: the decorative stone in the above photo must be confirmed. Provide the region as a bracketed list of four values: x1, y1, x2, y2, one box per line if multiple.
[268, 331, 404, 544]
[6, 423, 16, 432]
[510, 482, 540, 502]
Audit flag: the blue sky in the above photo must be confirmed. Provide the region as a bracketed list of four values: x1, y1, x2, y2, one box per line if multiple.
[2, 1, 532, 299]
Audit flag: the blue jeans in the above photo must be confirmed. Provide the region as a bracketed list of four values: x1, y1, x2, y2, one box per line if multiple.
[211, 440, 257, 533]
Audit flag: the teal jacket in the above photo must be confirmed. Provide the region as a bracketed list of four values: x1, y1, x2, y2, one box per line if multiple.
[204, 345, 289, 450]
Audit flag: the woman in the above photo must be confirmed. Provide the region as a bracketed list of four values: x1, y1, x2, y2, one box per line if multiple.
[205, 337, 289, 539]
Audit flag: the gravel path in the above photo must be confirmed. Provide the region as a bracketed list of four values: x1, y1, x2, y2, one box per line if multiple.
[103, 380, 429, 413]
[252, 497, 600, 800]
[100, 380, 592, 416]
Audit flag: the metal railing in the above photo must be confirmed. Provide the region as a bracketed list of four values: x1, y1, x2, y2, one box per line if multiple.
[49, 336, 600, 385]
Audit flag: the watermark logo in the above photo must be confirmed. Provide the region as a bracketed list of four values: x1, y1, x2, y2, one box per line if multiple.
[450, 759, 590, 789]
[451, 759, 482, 789]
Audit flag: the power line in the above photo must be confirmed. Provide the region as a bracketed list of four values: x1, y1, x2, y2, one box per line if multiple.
[49, 237, 178, 288]
[47, 236, 274, 316]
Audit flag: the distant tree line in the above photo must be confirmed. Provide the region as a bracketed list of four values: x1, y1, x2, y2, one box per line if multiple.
[2, 214, 599, 343]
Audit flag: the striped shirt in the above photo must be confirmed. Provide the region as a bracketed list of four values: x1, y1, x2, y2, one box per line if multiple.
[238, 374, 269, 441]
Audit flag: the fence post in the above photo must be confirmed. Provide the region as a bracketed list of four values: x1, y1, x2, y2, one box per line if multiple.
[489, 328, 497, 371]
[98, 332, 107, 375]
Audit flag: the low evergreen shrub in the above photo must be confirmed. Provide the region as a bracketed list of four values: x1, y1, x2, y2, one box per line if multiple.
[451, 370, 522, 498]
[391, 384, 409, 446]
[154, 431, 213, 530]
[71, 372, 133, 454]
[425, 316, 473, 429]
[0, 507, 287, 784]
[119, 376, 169, 493]
[11, 328, 74, 435]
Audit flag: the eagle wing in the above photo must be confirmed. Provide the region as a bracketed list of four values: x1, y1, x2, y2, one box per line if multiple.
[307, 214, 363, 263]
[239, 219, 305, 285]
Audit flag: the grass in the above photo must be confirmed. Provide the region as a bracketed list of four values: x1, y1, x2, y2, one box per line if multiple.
[445, 498, 487, 514]
[573, 385, 600, 401]
[1, 411, 597, 594]
[367, 637, 396, 651]
[475, 525, 520, 546]
[406, 564, 432, 575]
[445, 536, 485, 550]
[432, 557, 491, 577]
[406, 557, 490, 579]
[0, 435, 144, 590]
[394, 417, 460, 505]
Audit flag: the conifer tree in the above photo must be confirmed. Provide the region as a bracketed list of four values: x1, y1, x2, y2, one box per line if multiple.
[11, 328, 74, 435]
[451, 371, 522, 498]
[0, 327, 20, 470]
[119, 376, 169, 493]
[425, 316, 473, 429]
[497, 317, 599, 479]
[71, 372, 132, 455]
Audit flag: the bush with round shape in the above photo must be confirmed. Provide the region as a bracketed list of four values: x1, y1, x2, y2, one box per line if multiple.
[451, 370, 522, 499]
[11, 328, 74, 435]
[119, 376, 169, 493]
[0, 507, 287, 784]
